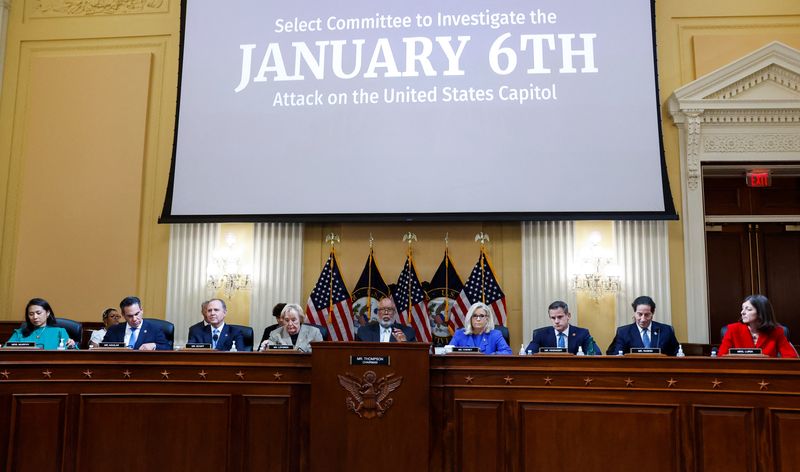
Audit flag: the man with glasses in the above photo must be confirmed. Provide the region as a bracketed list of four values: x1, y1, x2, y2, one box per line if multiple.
[525, 300, 602, 355]
[607, 295, 680, 356]
[102, 296, 170, 350]
[355, 297, 416, 343]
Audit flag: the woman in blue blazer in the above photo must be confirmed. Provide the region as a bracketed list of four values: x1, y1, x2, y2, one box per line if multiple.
[448, 302, 512, 354]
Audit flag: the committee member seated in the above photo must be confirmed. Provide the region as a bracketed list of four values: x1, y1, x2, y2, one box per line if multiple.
[448, 302, 512, 354]
[355, 297, 416, 343]
[526, 300, 601, 355]
[89, 307, 123, 348]
[6, 298, 77, 349]
[259, 302, 286, 347]
[102, 296, 171, 350]
[718, 294, 798, 358]
[259, 303, 322, 352]
[607, 296, 680, 356]
[187, 298, 244, 351]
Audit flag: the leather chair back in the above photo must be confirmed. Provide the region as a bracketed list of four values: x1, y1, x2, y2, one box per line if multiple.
[145, 318, 175, 349]
[54, 318, 83, 345]
[228, 324, 254, 351]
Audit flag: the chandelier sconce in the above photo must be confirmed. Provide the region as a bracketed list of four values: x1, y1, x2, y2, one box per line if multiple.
[570, 232, 621, 301]
[207, 233, 252, 299]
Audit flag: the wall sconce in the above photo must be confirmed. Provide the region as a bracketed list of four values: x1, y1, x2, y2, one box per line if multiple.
[570, 232, 621, 301]
[207, 233, 252, 299]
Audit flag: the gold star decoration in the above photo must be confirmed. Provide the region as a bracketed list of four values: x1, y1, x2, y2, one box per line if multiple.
[0, 370, 10, 379]
[711, 379, 722, 389]
[160, 370, 170, 380]
[543, 376, 553, 385]
[758, 379, 769, 391]
[464, 375, 474, 384]
[584, 377, 594, 386]
[667, 378, 678, 388]
[82, 370, 93, 379]
[504, 375, 514, 384]
[122, 370, 132, 379]
[198, 370, 208, 380]
[42, 369, 53, 379]
[624, 378, 635, 387]
[236, 371, 246, 380]
[272, 371, 283, 380]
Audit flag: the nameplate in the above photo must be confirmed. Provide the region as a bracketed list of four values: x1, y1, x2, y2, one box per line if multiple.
[267, 344, 293, 350]
[452, 347, 479, 353]
[728, 348, 763, 355]
[98, 342, 127, 348]
[4, 342, 39, 348]
[539, 347, 568, 353]
[630, 347, 662, 354]
[185, 343, 212, 349]
[350, 355, 390, 366]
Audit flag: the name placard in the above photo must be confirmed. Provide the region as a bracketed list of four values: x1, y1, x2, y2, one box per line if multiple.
[350, 355, 390, 366]
[452, 347, 480, 353]
[98, 342, 126, 348]
[728, 348, 763, 355]
[267, 344, 293, 350]
[539, 347, 568, 353]
[4, 342, 39, 348]
[630, 347, 662, 354]
[185, 343, 212, 349]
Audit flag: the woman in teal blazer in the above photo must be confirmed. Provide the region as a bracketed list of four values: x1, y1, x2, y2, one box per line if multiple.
[7, 298, 77, 350]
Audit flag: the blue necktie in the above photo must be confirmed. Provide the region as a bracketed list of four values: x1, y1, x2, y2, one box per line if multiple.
[557, 332, 566, 348]
[212, 329, 220, 349]
[128, 327, 138, 349]
[642, 328, 651, 348]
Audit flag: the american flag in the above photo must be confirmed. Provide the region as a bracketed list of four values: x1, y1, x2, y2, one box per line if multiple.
[306, 251, 354, 341]
[450, 248, 508, 329]
[392, 256, 432, 343]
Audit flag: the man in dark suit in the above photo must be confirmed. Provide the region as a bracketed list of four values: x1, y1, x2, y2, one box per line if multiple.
[525, 301, 602, 355]
[187, 298, 245, 351]
[103, 296, 171, 350]
[355, 297, 416, 343]
[607, 295, 680, 356]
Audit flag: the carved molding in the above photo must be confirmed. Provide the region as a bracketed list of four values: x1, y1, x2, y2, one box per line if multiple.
[704, 65, 800, 100]
[703, 133, 800, 153]
[338, 370, 403, 419]
[701, 109, 800, 123]
[685, 111, 703, 190]
[32, 0, 166, 17]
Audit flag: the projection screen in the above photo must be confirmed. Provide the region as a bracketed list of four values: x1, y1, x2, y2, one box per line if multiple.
[161, 0, 676, 222]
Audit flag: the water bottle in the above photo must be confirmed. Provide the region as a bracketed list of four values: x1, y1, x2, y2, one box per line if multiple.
[617, 350, 624, 356]
[519, 344, 526, 356]
[576, 346, 585, 356]
[676, 345, 685, 357]
[230, 341, 238, 352]
[57, 338, 66, 350]
[710, 347, 718, 357]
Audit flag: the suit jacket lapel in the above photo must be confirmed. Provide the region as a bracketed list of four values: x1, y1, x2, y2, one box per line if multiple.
[545, 330, 557, 348]
[650, 322, 660, 348]
[629, 324, 643, 348]
[135, 321, 147, 349]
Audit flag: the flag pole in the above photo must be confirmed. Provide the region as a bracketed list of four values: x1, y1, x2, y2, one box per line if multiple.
[325, 233, 340, 324]
[402, 232, 417, 325]
[474, 232, 490, 304]
[366, 234, 374, 322]
[443, 233, 450, 323]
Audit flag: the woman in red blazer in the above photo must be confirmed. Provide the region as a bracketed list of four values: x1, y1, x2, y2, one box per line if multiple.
[718, 294, 798, 358]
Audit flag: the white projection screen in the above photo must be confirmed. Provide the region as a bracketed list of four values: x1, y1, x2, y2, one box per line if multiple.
[161, 0, 676, 222]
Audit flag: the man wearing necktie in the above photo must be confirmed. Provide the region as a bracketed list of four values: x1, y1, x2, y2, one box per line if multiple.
[187, 298, 245, 351]
[606, 296, 681, 356]
[102, 296, 171, 350]
[355, 297, 416, 343]
[525, 301, 602, 355]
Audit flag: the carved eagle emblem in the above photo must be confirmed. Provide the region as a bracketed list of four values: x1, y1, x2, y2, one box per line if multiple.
[337, 370, 403, 419]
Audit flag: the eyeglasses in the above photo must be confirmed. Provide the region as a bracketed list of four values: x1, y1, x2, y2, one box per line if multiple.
[377, 308, 396, 313]
[473, 314, 488, 319]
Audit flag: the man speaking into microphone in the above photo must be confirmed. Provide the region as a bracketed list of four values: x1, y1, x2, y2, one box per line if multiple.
[607, 296, 680, 356]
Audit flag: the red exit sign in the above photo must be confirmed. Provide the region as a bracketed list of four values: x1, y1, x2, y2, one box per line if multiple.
[746, 170, 772, 188]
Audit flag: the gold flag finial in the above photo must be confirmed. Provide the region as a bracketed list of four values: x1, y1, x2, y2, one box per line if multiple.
[402, 232, 417, 248]
[325, 233, 340, 248]
[474, 232, 490, 245]
[444, 232, 449, 248]
[369, 233, 374, 249]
